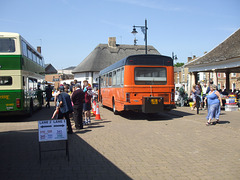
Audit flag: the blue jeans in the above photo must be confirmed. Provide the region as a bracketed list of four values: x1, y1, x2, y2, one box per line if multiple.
[206, 103, 221, 120]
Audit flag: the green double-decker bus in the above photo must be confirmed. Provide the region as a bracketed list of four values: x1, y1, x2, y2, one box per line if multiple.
[0, 32, 45, 116]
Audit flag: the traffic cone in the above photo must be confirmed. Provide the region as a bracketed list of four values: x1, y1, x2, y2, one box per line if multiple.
[92, 100, 96, 116]
[92, 100, 96, 115]
[95, 104, 101, 120]
[93, 101, 96, 115]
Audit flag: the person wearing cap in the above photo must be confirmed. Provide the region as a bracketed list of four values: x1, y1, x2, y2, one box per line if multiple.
[57, 86, 73, 134]
[71, 83, 85, 130]
[83, 80, 93, 125]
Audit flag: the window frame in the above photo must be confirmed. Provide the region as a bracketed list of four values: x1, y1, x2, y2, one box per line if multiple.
[0, 76, 13, 86]
[134, 67, 167, 85]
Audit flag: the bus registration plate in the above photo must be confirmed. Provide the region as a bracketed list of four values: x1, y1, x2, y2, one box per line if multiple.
[151, 99, 158, 104]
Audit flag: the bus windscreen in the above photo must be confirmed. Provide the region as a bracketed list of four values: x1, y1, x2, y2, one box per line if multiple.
[134, 67, 167, 85]
[0, 38, 16, 52]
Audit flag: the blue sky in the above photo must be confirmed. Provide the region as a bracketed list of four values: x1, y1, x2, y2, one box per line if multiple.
[1, 0, 239, 69]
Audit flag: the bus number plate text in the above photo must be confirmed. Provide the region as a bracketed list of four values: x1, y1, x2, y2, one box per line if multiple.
[151, 99, 158, 104]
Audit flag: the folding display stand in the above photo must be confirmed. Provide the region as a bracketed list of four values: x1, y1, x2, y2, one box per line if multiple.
[38, 119, 69, 163]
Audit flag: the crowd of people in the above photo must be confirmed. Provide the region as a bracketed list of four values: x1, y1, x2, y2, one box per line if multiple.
[176, 80, 240, 126]
[46, 80, 98, 134]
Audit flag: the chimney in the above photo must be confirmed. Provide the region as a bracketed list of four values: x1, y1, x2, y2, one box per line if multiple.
[193, 55, 196, 59]
[37, 46, 41, 54]
[108, 37, 116, 47]
[187, 57, 192, 62]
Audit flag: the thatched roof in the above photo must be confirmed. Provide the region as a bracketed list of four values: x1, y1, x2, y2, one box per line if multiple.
[185, 28, 240, 68]
[72, 44, 160, 73]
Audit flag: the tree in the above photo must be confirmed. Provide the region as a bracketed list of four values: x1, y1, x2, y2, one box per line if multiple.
[174, 62, 184, 67]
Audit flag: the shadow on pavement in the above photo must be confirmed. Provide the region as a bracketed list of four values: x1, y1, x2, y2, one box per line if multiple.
[103, 105, 196, 121]
[217, 120, 231, 124]
[0, 129, 132, 180]
[117, 109, 195, 121]
[0, 106, 55, 123]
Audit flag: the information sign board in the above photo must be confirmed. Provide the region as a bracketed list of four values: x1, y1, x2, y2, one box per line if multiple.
[38, 119, 67, 142]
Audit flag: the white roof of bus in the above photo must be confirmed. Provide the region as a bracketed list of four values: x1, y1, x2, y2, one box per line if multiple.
[0, 32, 20, 37]
[0, 32, 43, 58]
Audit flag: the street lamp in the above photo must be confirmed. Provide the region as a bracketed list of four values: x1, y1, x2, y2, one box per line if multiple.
[172, 52, 178, 62]
[131, 19, 148, 54]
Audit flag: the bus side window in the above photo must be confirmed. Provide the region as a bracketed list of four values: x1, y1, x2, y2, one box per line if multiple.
[112, 71, 116, 86]
[28, 78, 34, 91]
[103, 75, 105, 87]
[108, 72, 112, 87]
[106, 74, 108, 87]
[21, 41, 28, 57]
[100, 76, 104, 87]
[27, 47, 33, 60]
[116, 69, 120, 85]
[121, 67, 124, 85]
[33, 79, 38, 90]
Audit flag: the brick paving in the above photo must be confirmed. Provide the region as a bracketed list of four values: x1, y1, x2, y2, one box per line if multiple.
[0, 103, 239, 180]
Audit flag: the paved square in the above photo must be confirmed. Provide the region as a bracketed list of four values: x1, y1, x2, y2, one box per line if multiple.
[0, 105, 239, 179]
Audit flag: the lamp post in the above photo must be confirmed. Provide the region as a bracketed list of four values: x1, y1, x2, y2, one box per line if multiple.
[131, 19, 148, 54]
[172, 52, 178, 62]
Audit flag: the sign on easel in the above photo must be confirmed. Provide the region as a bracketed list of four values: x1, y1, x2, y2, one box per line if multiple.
[38, 119, 69, 163]
[38, 119, 67, 142]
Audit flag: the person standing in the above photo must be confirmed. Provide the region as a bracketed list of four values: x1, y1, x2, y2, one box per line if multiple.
[204, 84, 222, 126]
[178, 84, 185, 107]
[57, 86, 73, 134]
[83, 80, 93, 125]
[192, 83, 202, 110]
[201, 83, 208, 110]
[71, 83, 85, 130]
[45, 84, 52, 108]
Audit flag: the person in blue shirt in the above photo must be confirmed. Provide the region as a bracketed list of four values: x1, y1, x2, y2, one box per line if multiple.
[204, 84, 223, 126]
[57, 86, 73, 134]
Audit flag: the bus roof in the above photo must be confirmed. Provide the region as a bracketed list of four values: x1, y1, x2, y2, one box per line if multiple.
[0, 32, 21, 38]
[0, 32, 43, 58]
[99, 54, 173, 75]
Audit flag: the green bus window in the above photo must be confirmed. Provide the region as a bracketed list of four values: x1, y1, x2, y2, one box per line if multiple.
[27, 48, 33, 60]
[21, 41, 28, 56]
[28, 78, 34, 91]
[0, 38, 15, 52]
[0, 76, 12, 85]
[33, 53, 37, 63]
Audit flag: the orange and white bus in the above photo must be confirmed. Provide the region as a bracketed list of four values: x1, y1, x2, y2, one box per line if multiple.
[98, 54, 175, 114]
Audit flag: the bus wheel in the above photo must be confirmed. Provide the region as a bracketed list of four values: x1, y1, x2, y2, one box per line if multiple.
[112, 99, 119, 115]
